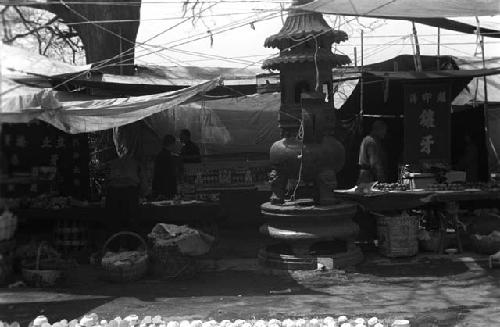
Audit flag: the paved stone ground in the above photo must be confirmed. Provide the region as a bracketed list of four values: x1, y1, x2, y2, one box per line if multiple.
[1, 251, 500, 327]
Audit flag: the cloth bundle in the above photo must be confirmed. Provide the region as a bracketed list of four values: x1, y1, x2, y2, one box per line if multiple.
[148, 223, 214, 256]
[102, 251, 144, 267]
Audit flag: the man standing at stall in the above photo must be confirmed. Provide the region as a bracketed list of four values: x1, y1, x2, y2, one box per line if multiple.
[106, 152, 141, 233]
[179, 129, 201, 163]
[152, 134, 181, 199]
[358, 120, 388, 184]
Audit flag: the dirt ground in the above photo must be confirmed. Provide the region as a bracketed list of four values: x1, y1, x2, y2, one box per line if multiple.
[1, 229, 500, 327]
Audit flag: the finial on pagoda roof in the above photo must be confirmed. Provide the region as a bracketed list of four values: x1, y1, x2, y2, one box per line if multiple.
[264, 0, 348, 50]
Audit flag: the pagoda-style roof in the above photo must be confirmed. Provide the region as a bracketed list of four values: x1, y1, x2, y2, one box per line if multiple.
[264, 10, 348, 49]
[262, 49, 351, 70]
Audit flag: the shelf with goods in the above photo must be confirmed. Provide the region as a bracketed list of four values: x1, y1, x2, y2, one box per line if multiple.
[179, 160, 271, 200]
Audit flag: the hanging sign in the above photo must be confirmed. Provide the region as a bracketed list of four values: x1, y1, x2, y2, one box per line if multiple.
[403, 83, 451, 165]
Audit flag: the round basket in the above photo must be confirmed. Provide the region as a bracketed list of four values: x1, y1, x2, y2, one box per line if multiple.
[101, 231, 148, 283]
[21, 243, 65, 287]
[0, 211, 17, 242]
[471, 235, 500, 255]
[150, 243, 199, 280]
[419, 230, 440, 252]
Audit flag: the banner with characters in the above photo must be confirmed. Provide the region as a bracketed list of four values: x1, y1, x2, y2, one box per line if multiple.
[403, 83, 452, 165]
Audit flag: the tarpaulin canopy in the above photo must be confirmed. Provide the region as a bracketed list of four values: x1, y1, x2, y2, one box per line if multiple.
[138, 92, 281, 157]
[299, 0, 500, 37]
[300, 0, 500, 18]
[1, 79, 220, 134]
[366, 68, 500, 81]
[454, 57, 500, 105]
[112, 92, 280, 160]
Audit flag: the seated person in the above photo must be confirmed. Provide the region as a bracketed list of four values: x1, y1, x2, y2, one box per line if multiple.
[179, 129, 201, 163]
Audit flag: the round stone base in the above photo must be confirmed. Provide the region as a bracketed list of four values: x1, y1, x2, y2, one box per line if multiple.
[258, 245, 364, 271]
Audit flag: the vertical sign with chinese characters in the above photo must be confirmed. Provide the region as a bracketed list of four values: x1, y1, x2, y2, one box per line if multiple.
[404, 84, 451, 165]
[0, 122, 90, 199]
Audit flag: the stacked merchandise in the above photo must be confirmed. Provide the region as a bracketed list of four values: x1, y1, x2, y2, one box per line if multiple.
[53, 219, 89, 255]
[180, 161, 271, 201]
[0, 207, 17, 284]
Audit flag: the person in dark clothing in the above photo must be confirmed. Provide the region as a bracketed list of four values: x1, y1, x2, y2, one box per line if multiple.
[456, 134, 479, 182]
[152, 134, 181, 199]
[358, 120, 388, 184]
[179, 129, 201, 163]
[105, 154, 141, 235]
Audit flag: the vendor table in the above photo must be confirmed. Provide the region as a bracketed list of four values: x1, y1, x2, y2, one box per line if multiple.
[334, 189, 500, 212]
[334, 189, 500, 254]
[13, 200, 222, 238]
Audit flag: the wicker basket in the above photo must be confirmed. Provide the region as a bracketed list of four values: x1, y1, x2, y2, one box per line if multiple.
[376, 213, 419, 257]
[101, 231, 148, 283]
[0, 210, 17, 242]
[471, 234, 500, 255]
[150, 243, 199, 280]
[21, 243, 65, 287]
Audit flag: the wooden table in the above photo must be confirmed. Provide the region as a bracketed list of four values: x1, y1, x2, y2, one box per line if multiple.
[334, 189, 500, 254]
[14, 200, 222, 238]
[334, 189, 500, 212]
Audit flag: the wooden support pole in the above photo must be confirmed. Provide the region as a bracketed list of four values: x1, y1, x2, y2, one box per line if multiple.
[412, 21, 422, 71]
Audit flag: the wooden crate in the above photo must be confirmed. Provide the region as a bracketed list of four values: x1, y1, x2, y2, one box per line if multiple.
[376, 213, 419, 257]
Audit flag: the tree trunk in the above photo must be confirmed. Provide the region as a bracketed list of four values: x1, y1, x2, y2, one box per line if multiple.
[31, 0, 141, 75]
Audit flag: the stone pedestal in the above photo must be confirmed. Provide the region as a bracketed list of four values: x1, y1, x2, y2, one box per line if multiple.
[259, 199, 363, 270]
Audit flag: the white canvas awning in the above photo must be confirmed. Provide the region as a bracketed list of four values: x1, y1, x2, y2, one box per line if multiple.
[299, 0, 500, 18]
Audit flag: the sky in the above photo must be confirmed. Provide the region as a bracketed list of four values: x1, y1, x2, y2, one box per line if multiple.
[134, 0, 500, 71]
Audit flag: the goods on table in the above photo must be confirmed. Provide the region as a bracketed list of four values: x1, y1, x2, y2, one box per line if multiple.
[2, 315, 408, 327]
[22, 194, 71, 209]
[0, 208, 17, 241]
[426, 182, 499, 191]
[101, 232, 148, 282]
[373, 183, 410, 192]
[471, 230, 500, 254]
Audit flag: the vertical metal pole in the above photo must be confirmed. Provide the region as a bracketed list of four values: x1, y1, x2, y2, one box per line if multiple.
[119, 27, 124, 75]
[437, 27, 441, 70]
[481, 34, 491, 175]
[360, 30, 364, 118]
[354, 47, 357, 67]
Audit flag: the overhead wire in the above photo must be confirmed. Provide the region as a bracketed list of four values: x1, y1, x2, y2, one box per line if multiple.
[41, 4, 280, 90]
[0, 9, 281, 25]
[46, 0, 219, 88]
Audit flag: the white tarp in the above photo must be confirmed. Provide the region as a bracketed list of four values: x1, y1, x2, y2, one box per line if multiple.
[299, 0, 500, 18]
[1, 78, 220, 134]
[140, 92, 281, 156]
[454, 57, 500, 105]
